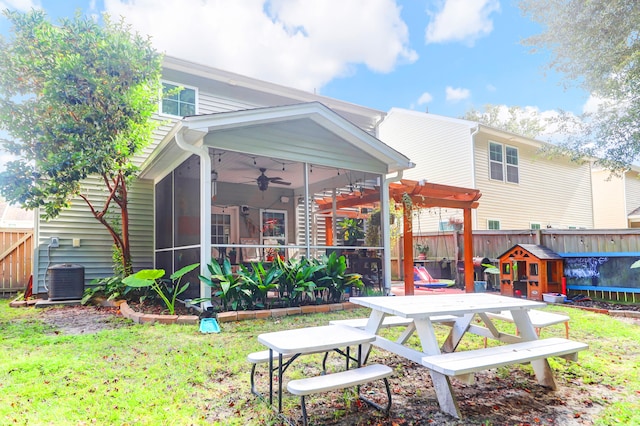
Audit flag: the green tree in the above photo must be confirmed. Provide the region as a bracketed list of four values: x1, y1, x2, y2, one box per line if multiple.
[520, 0, 640, 172]
[462, 104, 547, 138]
[0, 10, 162, 275]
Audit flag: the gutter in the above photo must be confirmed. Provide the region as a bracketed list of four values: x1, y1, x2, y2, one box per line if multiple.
[470, 124, 480, 230]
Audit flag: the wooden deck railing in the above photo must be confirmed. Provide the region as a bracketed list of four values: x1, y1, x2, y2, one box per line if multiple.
[0, 229, 33, 293]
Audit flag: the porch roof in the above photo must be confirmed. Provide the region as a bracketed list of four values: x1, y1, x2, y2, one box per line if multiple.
[140, 102, 414, 181]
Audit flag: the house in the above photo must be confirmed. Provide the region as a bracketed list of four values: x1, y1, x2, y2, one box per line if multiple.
[33, 56, 416, 297]
[590, 167, 640, 229]
[378, 108, 596, 232]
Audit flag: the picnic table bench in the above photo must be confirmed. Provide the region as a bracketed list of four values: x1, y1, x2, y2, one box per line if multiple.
[254, 324, 391, 423]
[422, 337, 587, 385]
[287, 363, 393, 426]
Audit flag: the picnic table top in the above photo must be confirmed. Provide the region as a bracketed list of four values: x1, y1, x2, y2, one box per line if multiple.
[257, 324, 376, 354]
[350, 293, 546, 318]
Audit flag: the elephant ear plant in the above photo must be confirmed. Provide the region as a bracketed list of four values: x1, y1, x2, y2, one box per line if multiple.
[123, 263, 199, 315]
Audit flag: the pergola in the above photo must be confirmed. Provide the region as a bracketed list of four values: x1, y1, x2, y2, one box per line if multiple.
[316, 179, 482, 294]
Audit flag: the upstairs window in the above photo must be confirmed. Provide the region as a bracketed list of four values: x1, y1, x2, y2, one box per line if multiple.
[161, 82, 196, 117]
[489, 141, 519, 184]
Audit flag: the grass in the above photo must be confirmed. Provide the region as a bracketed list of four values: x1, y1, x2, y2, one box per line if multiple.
[0, 300, 639, 425]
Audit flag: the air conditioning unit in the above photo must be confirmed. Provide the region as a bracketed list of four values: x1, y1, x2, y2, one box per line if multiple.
[48, 264, 85, 301]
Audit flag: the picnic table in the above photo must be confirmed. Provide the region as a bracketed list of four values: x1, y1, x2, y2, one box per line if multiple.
[349, 293, 587, 419]
[256, 324, 376, 413]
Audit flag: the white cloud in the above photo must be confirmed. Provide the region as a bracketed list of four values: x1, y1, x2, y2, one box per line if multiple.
[425, 0, 500, 46]
[103, 0, 417, 92]
[486, 83, 496, 92]
[0, 0, 39, 11]
[417, 92, 433, 105]
[445, 86, 470, 102]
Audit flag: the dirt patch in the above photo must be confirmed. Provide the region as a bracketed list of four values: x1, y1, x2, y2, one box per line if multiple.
[301, 353, 618, 425]
[40, 305, 129, 335]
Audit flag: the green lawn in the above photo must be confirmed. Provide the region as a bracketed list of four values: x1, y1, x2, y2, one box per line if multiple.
[0, 300, 638, 425]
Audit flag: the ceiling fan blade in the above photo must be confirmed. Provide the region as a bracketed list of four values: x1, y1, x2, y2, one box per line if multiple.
[271, 179, 291, 186]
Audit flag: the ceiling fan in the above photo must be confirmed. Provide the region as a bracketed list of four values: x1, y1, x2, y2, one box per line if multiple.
[256, 168, 291, 191]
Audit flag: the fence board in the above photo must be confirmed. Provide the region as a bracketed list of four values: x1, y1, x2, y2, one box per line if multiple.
[0, 229, 33, 293]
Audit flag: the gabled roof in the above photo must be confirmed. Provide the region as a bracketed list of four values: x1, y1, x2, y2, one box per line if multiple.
[499, 244, 563, 260]
[141, 102, 414, 180]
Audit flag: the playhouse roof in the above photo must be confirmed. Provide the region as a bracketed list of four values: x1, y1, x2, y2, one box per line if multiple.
[498, 244, 563, 260]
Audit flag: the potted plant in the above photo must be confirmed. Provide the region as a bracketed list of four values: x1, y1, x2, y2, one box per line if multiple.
[416, 243, 429, 260]
[340, 218, 364, 246]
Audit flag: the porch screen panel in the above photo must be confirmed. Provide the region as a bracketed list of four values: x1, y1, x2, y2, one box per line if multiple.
[155, 174, 173, 250]
[155, 250, 172, 276]
[174, 156, 201, 247]
[174, 248, 201, 299]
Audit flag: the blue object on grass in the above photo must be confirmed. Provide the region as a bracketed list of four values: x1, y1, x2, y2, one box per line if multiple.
[199, 318, 220, 333]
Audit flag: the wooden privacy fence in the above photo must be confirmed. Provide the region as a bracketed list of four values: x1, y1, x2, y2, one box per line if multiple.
[0, 229, 33, 293]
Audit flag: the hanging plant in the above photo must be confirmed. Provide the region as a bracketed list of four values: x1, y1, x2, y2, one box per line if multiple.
[401, 192, 413, 232]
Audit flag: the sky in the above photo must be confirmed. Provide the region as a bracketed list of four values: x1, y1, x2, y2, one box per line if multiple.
[0, 0, 591, 124]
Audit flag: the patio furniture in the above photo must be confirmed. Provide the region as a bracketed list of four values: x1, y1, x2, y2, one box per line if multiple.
[349, 293, 588, 419]
[256, 324, 376, 413]
[287, 363, 393, 426]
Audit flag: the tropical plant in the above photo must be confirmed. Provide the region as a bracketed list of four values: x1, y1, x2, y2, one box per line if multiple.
[196, 258, 248, 312]
[0, 10, 162, 276]
[319, 252, 364, 303]
[122, 263, 199, 315]
[241, 261, 281, 309]
[81, 276, 130, 305]
[276, 256, 326, 306]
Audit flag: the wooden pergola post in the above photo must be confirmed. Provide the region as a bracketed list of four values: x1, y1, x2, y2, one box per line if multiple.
[403, 207, 414, 296]
[463, 207, 474, 293]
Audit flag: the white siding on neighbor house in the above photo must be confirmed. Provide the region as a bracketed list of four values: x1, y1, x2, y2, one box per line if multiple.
[473, 133, 593, 230]
[624, 171, 640, 215]
[378, 109, 476, 234]
[35, 179, 154, 294]
[591, 169, 627, 228]
[379, 109, 474, 187]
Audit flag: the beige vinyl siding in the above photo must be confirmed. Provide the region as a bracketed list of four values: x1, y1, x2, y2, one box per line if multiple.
[591, 169, 627, 228]
[624, 171, 640, 214]
[474, 133, 593, 230]
[379, 110, 475, 233]
[35, 179, 153, 293]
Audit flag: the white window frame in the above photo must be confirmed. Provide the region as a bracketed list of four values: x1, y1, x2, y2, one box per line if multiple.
[488, 141, 519, 184]
[530, 223, 541, 230]
[487, 219, 501, 230]
[159, 80, 198, 118]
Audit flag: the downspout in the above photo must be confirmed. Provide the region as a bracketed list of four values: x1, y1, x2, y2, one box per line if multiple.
[175, 126, 212, 301]
[470, 124, 480, 230]
[382, 170, 403, 295]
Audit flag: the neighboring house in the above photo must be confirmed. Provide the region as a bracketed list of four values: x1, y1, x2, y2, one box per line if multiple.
[378, 108, 595, 232]
[33, 56, 414, 296]
[591, 167, 640, 229]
